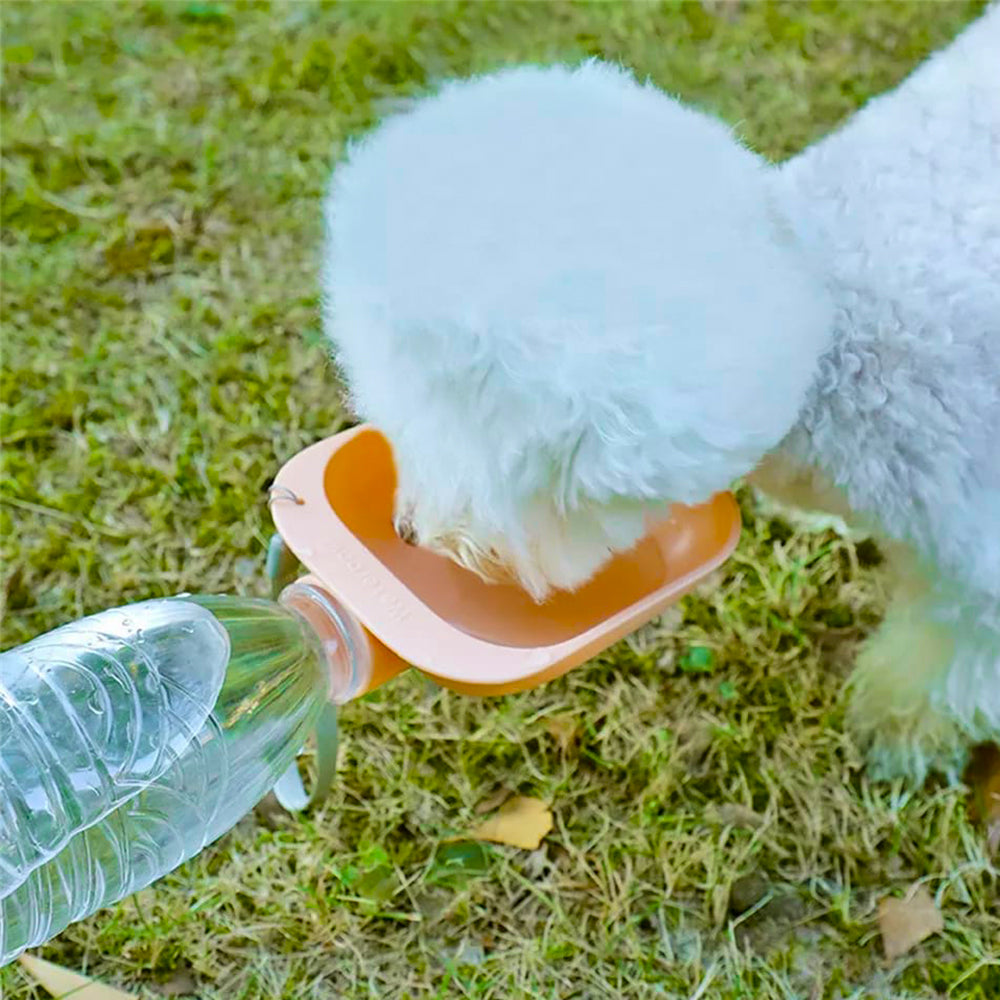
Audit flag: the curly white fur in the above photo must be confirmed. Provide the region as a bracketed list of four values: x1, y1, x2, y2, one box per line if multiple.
[322, 7, 1000, 779]
[773, 8, 1000, 780]
[322, 61, 834, 597]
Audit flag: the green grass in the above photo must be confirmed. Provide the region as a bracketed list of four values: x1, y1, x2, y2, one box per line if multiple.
[2, 2, 996, 997]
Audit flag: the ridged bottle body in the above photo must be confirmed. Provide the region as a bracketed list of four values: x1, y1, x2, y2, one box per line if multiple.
[0, 600, 230, 900]
[0, 595, 330, 966]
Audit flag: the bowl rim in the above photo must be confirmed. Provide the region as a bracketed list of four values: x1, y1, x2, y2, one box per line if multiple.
[270, 425, 741, 691]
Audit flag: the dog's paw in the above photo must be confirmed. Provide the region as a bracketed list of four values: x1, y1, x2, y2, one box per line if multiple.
[846, 610, 967, 785]
[857, 724, 969, 786]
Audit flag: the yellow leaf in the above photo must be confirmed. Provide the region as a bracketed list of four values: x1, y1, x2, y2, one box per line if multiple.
[877, 884, 944, 960]
[469, 796, 553, 850]
[18, 955, 139, 999]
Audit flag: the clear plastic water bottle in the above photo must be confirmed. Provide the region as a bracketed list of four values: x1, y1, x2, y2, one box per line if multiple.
[0, 582, 369, 966]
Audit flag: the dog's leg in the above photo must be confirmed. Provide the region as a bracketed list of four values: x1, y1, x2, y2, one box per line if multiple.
[848, 545, 1000, 783]
[848, 566, 960, 782]
[751, 453, 1000, 781]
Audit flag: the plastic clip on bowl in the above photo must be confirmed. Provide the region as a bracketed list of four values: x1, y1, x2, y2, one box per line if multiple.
[270, 424, 742, 701]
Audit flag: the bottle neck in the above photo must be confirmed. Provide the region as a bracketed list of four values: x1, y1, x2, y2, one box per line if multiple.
[278, 581, 372, 704]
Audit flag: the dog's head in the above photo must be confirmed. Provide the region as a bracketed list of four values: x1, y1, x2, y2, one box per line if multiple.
[323, 62, 832, 600]
[385, 414, 665, 600]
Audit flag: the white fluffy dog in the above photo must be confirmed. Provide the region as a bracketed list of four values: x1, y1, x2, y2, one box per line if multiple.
[322, 8, 1000, 782]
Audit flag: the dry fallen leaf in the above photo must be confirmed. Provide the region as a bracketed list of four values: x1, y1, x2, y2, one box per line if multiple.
[877, 884, 944, 960]
[469, 796, 553, 850]
[544, 715, 579, 754]
[964, 742, 1000, 855]
[18, 955, 139, 999]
